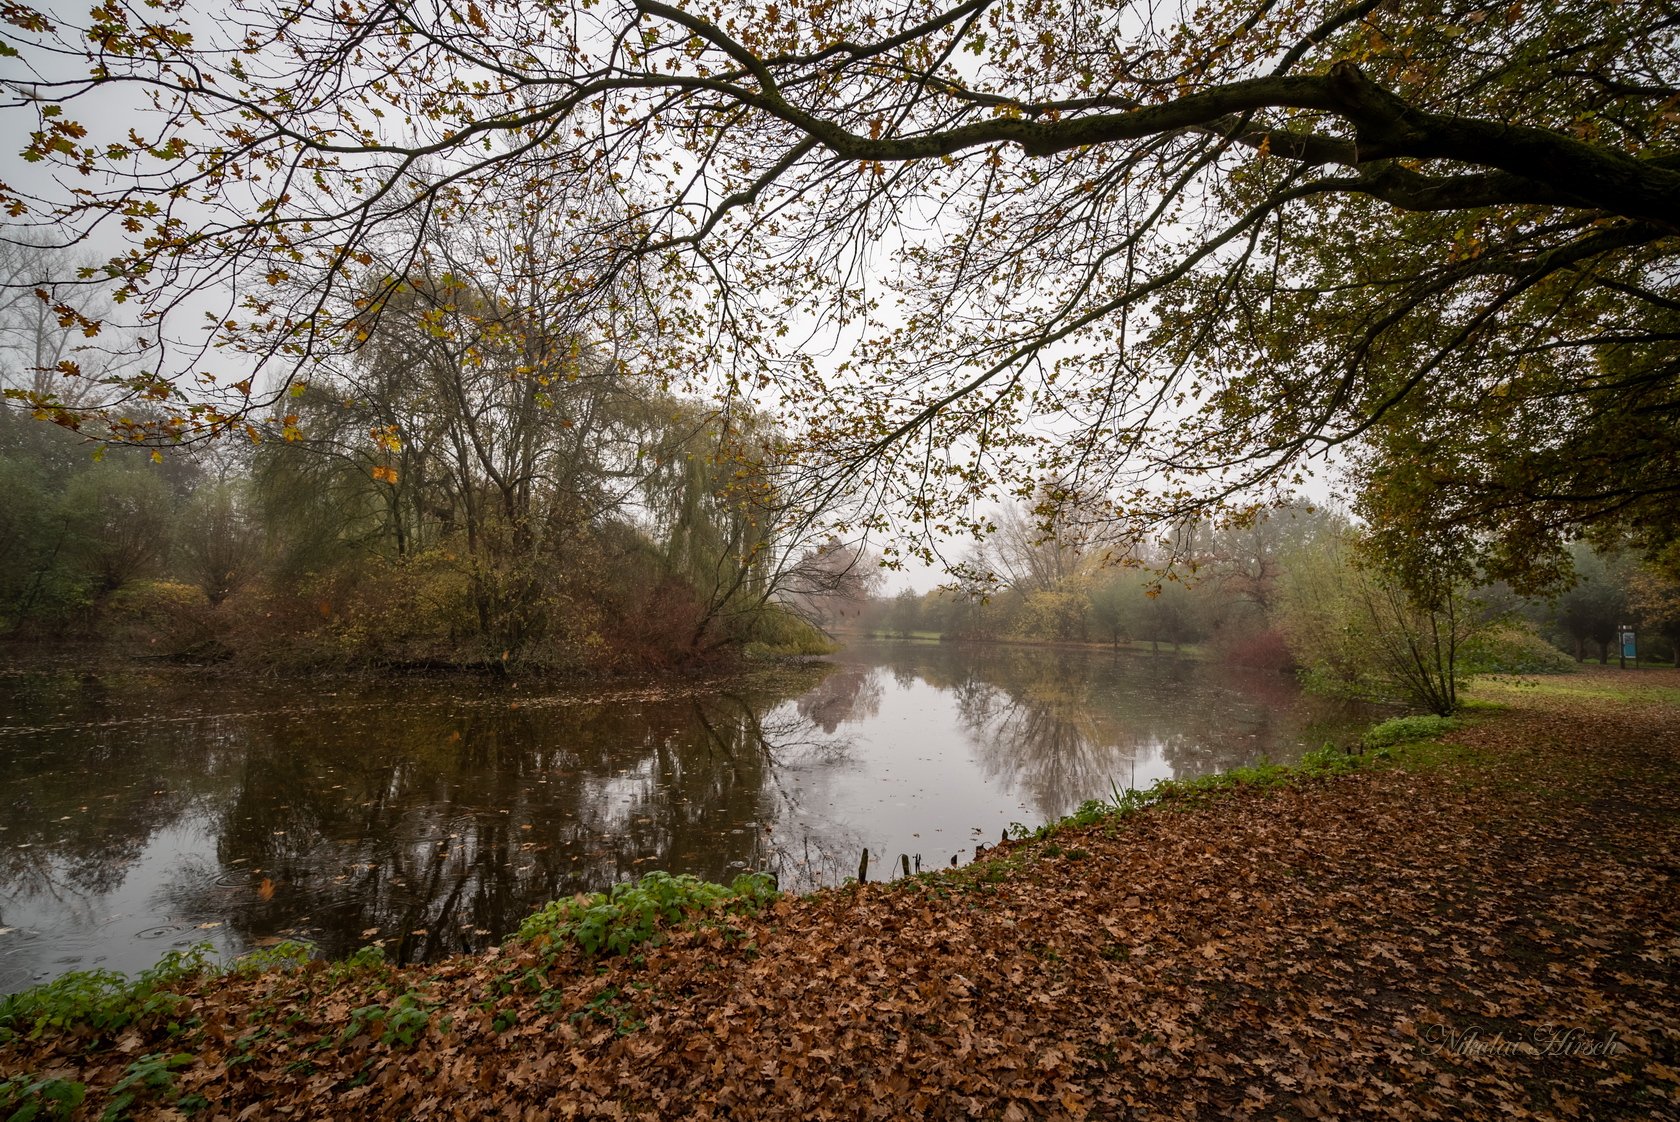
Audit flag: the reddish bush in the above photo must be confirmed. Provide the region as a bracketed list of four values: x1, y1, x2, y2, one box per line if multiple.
[1211, 626, 1296, 671]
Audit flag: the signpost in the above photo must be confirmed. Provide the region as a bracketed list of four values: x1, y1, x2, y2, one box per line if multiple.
[1619, 627, 1637, 669]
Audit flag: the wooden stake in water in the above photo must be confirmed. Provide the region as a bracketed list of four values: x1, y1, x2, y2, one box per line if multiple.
[857, 848, 869, 884]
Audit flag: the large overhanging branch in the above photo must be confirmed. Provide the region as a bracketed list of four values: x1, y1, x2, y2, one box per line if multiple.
[631, 0, 1679, 225]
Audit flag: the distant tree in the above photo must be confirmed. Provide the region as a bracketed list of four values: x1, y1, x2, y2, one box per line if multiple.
[1196, 504, 1340, 617]
[61, 461, 175, 600]
[1554, 543, 1633, 664]
[0, 238, 129, 412]
[179, 478, 261, 607]
[1134, 579, 1204, 655]
[0, 441, 76, 630]
[884, 590, 924, 639]
[1087, 572, 1137, 651]
[1628, 552, 1680, 665]
[778, 538, 882, 632]
[1011, 587, 1090, 643]
[982, 495, 1103, 595]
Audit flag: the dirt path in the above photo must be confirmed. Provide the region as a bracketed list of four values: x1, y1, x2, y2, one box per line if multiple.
[5, 670, 1678, 1120]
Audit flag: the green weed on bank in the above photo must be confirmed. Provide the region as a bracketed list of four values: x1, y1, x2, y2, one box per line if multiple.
[1010, 744, 1366, 845]
[517, 870, 779, 959]
[0, 1072, 86, 1122]
[0, 946, 214, 1045]
[0, 938, 391, 1051]
[1361, 714, 1461, 750]
[991, 704, 1493, 854]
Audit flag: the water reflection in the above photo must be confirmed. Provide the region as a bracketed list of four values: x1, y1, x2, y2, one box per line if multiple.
[0, 644, 1377, 992]
[845, 643, 1369, 823]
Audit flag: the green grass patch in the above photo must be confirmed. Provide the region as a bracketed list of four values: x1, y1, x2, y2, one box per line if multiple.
[1454, 695, 1509, 713]
[1367, 736, 1481, 773]
[1472, 672, 1680, 706]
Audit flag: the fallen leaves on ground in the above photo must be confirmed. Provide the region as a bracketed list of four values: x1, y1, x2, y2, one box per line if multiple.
[5, 670, 1678, 1120]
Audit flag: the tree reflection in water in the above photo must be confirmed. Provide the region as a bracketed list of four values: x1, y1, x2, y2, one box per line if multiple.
[855, 643, 1379, 823]
[0, 665, 864, 986]
[166, 678, 864, 966]
[0, 647, 1375, 991]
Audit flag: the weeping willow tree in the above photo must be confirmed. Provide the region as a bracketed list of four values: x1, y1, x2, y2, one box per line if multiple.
[637, 404, 827, 653]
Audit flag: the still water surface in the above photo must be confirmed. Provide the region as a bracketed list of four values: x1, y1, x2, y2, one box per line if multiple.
[0, 641, 1378, 992]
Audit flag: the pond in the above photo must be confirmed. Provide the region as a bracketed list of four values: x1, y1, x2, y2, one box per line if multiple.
[0, 641, 1381, 992]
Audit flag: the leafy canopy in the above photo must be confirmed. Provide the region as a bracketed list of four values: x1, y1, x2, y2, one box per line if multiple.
[1, 0, 1676, 585]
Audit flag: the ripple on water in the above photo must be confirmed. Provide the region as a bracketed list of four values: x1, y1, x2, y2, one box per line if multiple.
[133, 922, 195, 940]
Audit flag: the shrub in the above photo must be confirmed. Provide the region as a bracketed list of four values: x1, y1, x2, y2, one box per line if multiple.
[1210, 626, 1296, 671]
[1009, 589, 1090, 643]
[1276, 528, 1477, 714]
[102, 580, 216, 653]
[230, 939, 316, 976]
[338, 993, 435, 1048]
[1461, 623, 1577, 675]
[103, 1052, 194, 1121]
[743, 607, 837, 657]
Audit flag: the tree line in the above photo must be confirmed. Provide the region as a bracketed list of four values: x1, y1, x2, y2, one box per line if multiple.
[0, 233, 875, 671]
[856, 501, 1680, 712]
[1, 0, 1675, 617]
